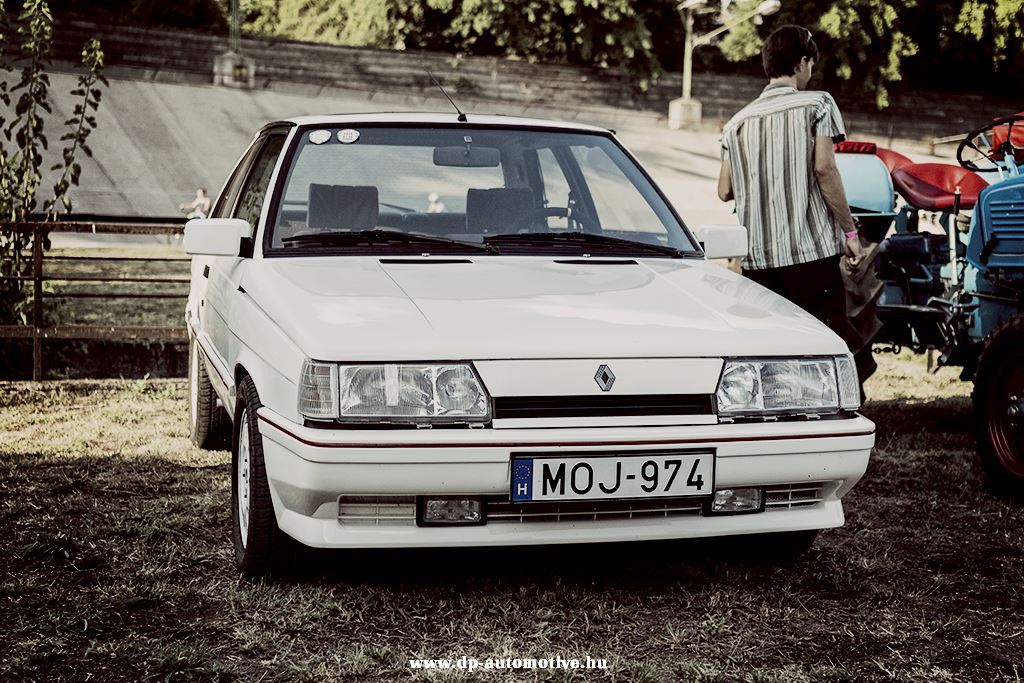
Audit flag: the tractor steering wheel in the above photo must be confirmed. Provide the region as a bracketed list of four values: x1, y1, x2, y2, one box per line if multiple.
[957, 113, 1024, 172]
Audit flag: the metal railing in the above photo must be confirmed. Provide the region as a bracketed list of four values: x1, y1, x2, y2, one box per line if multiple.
[0, 221, 188, 380]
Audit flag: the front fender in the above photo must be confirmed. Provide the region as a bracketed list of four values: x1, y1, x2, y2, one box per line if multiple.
[230, 289, 306, 422]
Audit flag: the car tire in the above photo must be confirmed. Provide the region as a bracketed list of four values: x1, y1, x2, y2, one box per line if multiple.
[189, 336, 229, 450]
[973, 315, 1024, 496]
[232, 375, 299, 579]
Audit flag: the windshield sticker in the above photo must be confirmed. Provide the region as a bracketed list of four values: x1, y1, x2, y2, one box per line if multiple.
[309, 129, 331, 145]
[338, 129, 360, 144]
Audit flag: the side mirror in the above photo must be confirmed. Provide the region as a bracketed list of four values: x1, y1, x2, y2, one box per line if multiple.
[694, 224, 747, 260]
[183, 218, 253, 257]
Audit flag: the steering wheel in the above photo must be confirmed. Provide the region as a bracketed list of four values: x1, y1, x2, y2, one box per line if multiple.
[957, 113, 1024, 172]
[511, 206, 572, 231]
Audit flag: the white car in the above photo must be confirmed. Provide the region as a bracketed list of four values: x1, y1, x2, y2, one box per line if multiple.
[184, 114, 874, 577]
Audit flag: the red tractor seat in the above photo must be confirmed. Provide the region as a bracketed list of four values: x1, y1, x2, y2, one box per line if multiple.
[990, 111, 1024, 164]
[835, 140, 877, 154]
[891, 163, 988, 211]
[834, 139, 914, 173]
[874, 147, 914, 173]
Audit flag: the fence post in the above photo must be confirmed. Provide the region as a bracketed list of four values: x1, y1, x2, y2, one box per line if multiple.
[32, 224, 43, 381]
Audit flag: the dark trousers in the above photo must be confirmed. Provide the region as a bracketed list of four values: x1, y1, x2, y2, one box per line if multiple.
[744, 255, 876, 384]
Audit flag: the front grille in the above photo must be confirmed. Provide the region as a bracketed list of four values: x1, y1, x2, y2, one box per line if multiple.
[764, 483, 826, 510]
[485, 496, 705, 523]
[493, 394, 715, 420]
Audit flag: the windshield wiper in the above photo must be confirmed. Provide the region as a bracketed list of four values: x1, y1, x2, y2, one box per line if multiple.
[281, 228, 496, 253]
[380, 202, 416, 213]
[484, 231, 696, 257]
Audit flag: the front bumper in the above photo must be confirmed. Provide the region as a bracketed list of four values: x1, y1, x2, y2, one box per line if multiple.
[256, 407, 874, 548]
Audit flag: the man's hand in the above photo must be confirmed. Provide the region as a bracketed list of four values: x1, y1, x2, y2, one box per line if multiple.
[845, 235, 866, 268]
[717, 158, 734, 202]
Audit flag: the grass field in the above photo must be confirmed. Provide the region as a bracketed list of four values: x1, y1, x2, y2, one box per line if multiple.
[1, 353, 1022, 682]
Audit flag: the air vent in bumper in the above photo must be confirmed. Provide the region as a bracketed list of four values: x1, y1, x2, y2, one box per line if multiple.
[764, 482, 826, 509]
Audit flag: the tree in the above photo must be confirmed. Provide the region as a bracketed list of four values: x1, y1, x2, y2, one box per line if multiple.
[716, 0, 919, 108]
[0, 0, 106, 324]
[242, 0, 660, 88]
[956, 0, 1024, 69]
[715, 0, 1023, 107]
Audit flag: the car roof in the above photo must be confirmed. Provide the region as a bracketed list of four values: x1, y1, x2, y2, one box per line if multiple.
[277, 112, 612, 134]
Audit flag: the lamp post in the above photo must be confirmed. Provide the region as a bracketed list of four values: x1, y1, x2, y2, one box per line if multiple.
[214, 0, 256, 88]
[669, 0, 782, 129]
[229, 0, 241, 54]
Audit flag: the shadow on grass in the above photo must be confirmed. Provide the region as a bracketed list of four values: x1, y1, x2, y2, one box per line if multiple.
[862, 395, 973, 438]
[291, 536, 798, 589]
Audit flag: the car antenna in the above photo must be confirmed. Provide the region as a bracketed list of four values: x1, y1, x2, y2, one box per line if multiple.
[427, 70, 467, 122]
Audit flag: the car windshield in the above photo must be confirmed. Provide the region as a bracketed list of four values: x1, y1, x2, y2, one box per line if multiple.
[266, 125, 699, 256]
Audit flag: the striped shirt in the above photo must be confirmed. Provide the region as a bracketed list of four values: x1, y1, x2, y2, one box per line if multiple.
[722, 84, 847, 270]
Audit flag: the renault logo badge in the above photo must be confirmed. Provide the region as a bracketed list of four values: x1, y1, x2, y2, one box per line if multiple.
[594, 364, 616, 392]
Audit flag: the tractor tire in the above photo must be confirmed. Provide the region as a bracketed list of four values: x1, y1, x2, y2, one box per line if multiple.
[232, 375, 301, 579]
[973, 315, 1024, 496]
[189, 336, 229, 450]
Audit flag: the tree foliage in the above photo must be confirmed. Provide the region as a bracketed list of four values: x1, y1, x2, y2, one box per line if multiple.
[0, 0, 106, 324]
[41, 0, 227, 32]
[242, 0, 659, 87]
[714, 0, 1022, 107]
[956, 0, 1024, 65]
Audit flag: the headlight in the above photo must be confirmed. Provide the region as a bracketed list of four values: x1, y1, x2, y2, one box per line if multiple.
[334, 363, 491, 422]
[716, 356, 859, 415]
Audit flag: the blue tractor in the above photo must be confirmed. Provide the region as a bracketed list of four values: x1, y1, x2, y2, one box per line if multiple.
[837, 114, 1024, 494]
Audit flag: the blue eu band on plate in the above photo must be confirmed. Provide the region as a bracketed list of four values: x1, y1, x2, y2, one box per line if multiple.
[512, 452, 713, 502]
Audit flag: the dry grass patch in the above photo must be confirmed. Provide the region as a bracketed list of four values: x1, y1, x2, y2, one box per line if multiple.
[1, 353, 1023, 682]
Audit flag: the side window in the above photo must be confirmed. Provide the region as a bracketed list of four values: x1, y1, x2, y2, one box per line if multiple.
[212, 139, 264, 218]
[234, 136, 286, 228]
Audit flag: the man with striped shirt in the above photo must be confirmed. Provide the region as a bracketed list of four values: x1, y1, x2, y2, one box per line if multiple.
[718, 24, 871, 381]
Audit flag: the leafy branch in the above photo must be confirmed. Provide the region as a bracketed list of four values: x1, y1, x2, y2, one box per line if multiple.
[0, 0, 106, 325]
[44, 39, 107, 220]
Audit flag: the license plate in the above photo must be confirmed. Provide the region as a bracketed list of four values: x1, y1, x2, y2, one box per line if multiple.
[511, 452, 713, 502]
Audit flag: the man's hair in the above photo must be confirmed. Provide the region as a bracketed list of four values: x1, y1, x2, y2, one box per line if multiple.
[762, 25, 819, 78]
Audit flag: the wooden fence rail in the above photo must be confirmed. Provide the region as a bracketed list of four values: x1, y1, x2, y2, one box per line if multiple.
[0, 221, 189, 380]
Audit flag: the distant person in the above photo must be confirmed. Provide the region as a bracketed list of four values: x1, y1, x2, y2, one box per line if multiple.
[717, 24, 875, 384]
[426, 192, 446, 213]
[180, 188, 211, 219]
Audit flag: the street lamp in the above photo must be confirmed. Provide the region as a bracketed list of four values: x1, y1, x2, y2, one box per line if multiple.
[669, 0, 782, 129]
[214, 0, 256, 88]
[229, 0, 241, 54]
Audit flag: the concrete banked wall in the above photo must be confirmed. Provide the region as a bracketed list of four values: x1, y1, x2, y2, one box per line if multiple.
[53, 19, 1022, 137]
[38, 19, 1021, 218]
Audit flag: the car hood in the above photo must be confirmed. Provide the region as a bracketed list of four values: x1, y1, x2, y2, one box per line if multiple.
[239, 256, 847, 361]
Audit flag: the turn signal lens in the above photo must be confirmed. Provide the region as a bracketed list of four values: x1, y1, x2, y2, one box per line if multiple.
[297, 359, 339, 419]
[835, 354, 860, 411]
